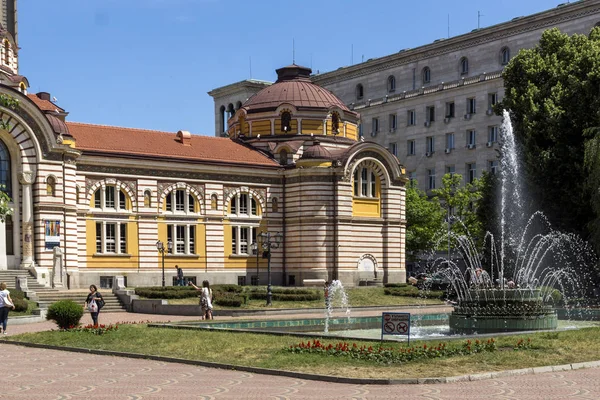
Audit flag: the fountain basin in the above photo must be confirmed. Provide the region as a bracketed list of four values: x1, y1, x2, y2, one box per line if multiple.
[450, 289, 558, 333]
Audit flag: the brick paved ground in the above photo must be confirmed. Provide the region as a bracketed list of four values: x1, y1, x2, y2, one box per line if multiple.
[1, 310, 600, 399]
[1, 344, 600, 399]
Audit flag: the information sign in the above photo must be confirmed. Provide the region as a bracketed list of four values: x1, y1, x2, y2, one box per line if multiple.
[381, 312, 411, 344]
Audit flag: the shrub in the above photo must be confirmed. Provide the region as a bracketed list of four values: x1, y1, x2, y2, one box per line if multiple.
[248, 292, 321, 301]
[12, 298, 28, 312]
[212, 284, 243, 293]
[384, 283, 409, 288]
[213, 292, 245, 307]
[135, 286, 198, 299]
[9, 289, 25, 300]
[384, 286, 445, 299]
[46, 300, 84, 329]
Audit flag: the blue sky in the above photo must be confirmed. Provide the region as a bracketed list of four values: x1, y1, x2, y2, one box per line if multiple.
[19, 0, 564, 136]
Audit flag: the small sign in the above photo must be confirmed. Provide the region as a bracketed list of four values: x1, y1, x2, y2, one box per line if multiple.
[44, 220, 61, 250]
[381, 312, 411, 344]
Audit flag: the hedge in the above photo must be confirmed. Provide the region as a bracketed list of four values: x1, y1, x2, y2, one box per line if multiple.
[384, 286, 445, 299]
[383, 283, 409, 288]
[135, 286, 198, 299]
[248, 292, 321, 302]
[213, 291, 247, 307]
[212, 284, 243, 294]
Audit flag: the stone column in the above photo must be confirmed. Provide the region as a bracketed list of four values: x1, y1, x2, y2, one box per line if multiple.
[18, 170, 35, 269]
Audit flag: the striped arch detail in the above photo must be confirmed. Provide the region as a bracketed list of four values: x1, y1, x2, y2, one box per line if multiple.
[158, 182, 203, 212]
[0, 109, 37, 165]
[224, 187, 266, 213]
[351, 158, 390, 188]
[86, 179, 137, 208]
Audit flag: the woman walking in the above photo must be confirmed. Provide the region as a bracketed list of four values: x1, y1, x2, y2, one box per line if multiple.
[189, 280, 213, 320]
[84, 285, 104, 326]
[0, 282, 15, 335]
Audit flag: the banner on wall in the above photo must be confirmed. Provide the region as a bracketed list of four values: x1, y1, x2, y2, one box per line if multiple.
[44, 220, 60, 249]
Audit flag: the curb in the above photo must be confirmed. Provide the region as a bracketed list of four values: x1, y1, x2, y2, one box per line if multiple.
[2, 339, 600, 385]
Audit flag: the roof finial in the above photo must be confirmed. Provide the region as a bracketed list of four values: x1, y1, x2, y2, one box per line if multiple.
[292, 38, 295, 64]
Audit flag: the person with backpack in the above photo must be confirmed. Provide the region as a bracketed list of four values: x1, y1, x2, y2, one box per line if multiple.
[84, 284, 104, 326]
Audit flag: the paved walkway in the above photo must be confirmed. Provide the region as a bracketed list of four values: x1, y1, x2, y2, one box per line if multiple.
[1, 311, 600, 399]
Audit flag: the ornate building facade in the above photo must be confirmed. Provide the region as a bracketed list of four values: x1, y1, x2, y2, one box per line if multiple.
[210, 1, 600, 193]
[0, 0, 407, 288]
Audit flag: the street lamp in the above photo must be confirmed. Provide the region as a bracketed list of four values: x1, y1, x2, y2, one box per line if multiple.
[156, 239, 173, 287]
[257, 231, 283, 306]
[251, 241, 259, 286]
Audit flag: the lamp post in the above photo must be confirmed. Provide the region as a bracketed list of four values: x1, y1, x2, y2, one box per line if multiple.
[156, 239, 173, 287]
[257, 231, 283, 306]
[251, 241, 259, 286]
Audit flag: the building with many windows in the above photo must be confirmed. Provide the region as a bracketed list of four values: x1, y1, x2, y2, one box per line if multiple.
[0, 12, 408, 292]
[209, 1, 600, 192]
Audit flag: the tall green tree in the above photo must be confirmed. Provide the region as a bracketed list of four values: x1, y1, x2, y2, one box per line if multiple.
[585, 127, 600, 254]
[499, 27, 600, 240]
[405, 181, 444, 258]
[432, 173, 485, 240]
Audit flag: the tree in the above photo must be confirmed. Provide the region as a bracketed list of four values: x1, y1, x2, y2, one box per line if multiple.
[432, 173, 485, 240]
[405, 181, 444, 258]
[585, 127, 600, 254]
[0, 185, 11, 222]
[499, 27, 600, 240]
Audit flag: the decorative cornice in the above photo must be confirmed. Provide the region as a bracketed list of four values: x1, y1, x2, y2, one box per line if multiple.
[312, 3, 600, 85]
[77, 163, 282, 185]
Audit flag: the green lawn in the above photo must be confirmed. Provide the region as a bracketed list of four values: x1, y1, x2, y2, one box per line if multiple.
[164, 287, 443, 309]
[8, 325, 600, 379]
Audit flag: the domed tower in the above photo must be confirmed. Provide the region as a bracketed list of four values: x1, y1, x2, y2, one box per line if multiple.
[226, 64, 407, 287]
[228, 64, 360, 165]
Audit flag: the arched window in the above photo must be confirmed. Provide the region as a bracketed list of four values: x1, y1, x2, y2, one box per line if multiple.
[279, 149, 288, 165]
[227, 103, 235, 120]
[236, 101, 242, 110]
[46, 176, 56, 197]
[4, 41, 9, 65]
[93, 185, 131, 211]
[422, 66, 431, 84]
[219, 105, 226, 135]
[281, 111, 291, 133]
[0, 140, 11, 197]
[230, 193, 258, 216]
[165, 188, 196, 213]
[460, 57, 469, 75]
[353, 166, 379, 198]
[387, 76, 396, 92]
[356, 84, 364, 100]
[211, 193, 218, 210]
[500, 47, 510, 65]
[144, 190, 152, 208]
[331, 112, 340, 134]
[272, 197, 278, 213]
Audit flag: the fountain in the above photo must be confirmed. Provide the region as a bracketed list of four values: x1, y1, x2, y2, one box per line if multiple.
[324, 280, 351, 333]
[429, 110, 597, 333]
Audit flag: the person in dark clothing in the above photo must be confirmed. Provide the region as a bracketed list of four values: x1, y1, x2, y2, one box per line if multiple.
[175, 265, 184, 286]
[84, 284, 104, 326]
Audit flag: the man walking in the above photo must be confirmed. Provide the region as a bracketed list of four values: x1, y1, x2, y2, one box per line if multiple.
[175, 265, 184, 286]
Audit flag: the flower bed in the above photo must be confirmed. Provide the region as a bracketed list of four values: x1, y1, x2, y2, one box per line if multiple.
[284, 338, 532, 364]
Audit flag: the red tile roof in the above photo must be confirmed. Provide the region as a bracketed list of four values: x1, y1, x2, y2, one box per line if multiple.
[26, 93, 64, 112]
[66, 122, 279, 167]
